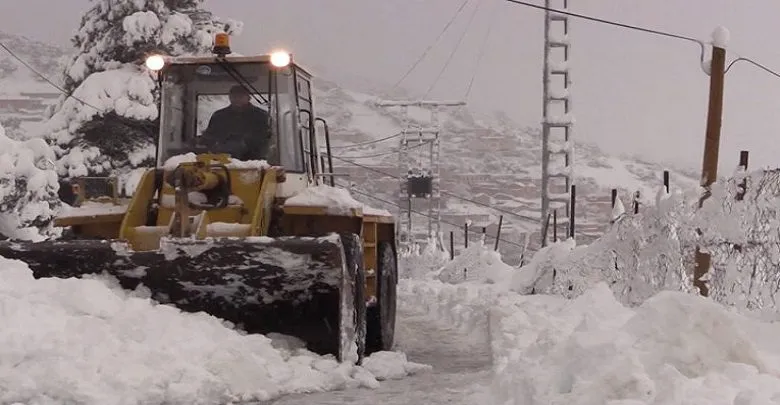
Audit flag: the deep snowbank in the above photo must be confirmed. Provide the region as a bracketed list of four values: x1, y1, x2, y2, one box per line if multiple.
[490, 282, 780, 405]
[0, 257, 429, 405]
[394, 232, 780, 405]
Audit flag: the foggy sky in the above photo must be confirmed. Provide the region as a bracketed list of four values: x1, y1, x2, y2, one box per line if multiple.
[2, 0, 779, 175]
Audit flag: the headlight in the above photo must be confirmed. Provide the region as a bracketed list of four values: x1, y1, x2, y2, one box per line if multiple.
[145, 54, 166, 71]
[270, 51, 291, 68]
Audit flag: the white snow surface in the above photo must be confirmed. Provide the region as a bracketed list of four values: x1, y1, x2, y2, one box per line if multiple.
[712, 26, 730, 48]
[161, 152, 271, 171]
[0, 256, 429, 405]
[285, 184, 391, 216]
[436, 239, 514, 285]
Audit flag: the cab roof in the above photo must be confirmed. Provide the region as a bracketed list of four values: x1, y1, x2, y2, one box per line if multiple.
[165, 54, 312, 76]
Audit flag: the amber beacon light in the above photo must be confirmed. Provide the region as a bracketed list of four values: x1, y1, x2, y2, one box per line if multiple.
[213, 33, 232, 56]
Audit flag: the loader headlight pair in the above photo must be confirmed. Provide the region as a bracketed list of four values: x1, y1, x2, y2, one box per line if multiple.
[145, 50, 290, 71]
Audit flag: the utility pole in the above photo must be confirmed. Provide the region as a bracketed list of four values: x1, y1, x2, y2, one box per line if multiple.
[694, 29, 728, 297]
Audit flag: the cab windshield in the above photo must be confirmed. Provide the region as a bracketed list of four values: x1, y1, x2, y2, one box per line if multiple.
[156, 60, 303, 172]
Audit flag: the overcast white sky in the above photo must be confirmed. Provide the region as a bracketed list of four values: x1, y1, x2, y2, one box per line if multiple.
[1, 0, 779, 174]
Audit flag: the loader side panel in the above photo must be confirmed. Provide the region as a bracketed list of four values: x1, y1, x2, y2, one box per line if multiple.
[249, 168, 278, 236]
[118, 169, 159, 250]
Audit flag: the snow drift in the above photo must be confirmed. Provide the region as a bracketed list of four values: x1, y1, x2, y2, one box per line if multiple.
[0, 256, 429, 404]
[490, 282, 780, 405]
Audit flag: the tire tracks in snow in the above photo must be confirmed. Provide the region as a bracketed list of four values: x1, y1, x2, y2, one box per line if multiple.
[264, 302, 493, 405]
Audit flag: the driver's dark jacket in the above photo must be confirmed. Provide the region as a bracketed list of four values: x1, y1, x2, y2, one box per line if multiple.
[200, 105, 270, 160]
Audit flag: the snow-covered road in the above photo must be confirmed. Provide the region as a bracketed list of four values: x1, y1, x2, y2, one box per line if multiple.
[263, 306, 492, 405]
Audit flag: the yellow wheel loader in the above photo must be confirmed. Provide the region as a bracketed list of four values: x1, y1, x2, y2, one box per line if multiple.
[0, 34, 397, 363]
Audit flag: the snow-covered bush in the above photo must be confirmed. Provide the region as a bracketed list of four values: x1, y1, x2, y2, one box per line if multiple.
[42, 0, 242, 179]
[0, 122, 60, 241]
[700, 168, 780, 311]
[515, 167, 780, 311]
[513, 187, 698, 306]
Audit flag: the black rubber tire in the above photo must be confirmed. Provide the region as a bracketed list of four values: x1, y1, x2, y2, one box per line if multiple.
[366, 241, 397, 353]
[340, 233, 367, 364]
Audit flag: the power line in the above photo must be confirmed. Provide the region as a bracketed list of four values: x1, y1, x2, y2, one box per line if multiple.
[503, 1, 780, 82]
[424, 0, 482, 98]
[0, 42, 103, 112]
[726, 56, 780, 79]
[325, 152, 540, 224]
[329, 132, 402, 149]
[464, 0, 500, 101]
[503, 0, 702, 44]
[388, 0, 472, 93]
[339, 180, 530, 250]
[334, 139, 431, 159]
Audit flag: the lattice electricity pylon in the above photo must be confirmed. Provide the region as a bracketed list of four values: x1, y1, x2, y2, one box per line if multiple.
[540, 0, 575, 247]
[374, 100, 465, 249]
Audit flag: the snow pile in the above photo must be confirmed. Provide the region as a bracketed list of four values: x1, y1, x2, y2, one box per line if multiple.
[161, 152, 270, 171]
[397, 237, 451, 280]
[489, 282, 780, 405]
[0, 257, 428, 404]
[436, 239, 515, 285]
[398, 278, 501, 348]
[285, 184, 390, 216]
[0, 122, 61, 241]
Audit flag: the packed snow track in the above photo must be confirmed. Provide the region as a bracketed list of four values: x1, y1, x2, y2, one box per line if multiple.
[258, 306, 492, 405]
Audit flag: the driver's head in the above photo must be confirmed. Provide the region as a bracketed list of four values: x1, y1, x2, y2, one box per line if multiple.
[228, 85, 250, 108]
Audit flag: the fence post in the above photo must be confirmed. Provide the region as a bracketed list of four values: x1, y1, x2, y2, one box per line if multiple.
[569, 185, 576, 239]
[464, 222, 469, 249]
[693, 33, 727, 298]
[449, 231, 454, 260]
[494, 215, 504, 251]
[553, 209, 558, 242]
[736, 150, 749, 201]
[633, 190, 640, 214]
[663, 170, 670, 193]
[611, 188, 617, 208]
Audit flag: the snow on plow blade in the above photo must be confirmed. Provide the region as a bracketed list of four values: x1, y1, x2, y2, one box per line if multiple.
[0, 234, 361, 362]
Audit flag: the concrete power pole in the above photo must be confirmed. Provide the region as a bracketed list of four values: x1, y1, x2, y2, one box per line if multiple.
[694, 28, 728, 297]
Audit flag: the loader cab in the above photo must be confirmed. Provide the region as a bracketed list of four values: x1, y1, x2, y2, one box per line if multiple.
[148, 49, 323, 195]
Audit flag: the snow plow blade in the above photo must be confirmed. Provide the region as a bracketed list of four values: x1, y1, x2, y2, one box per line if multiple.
[0, 234, 364, 362]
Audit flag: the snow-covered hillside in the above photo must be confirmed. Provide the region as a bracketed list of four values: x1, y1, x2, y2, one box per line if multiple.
[0, 31, 69, 139]
[311, 79, 700, 262]
[0, 31, 704, 263]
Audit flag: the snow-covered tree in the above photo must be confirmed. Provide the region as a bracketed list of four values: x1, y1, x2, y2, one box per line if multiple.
[44, 0, 242, 179]
[0, 121, 61, 241]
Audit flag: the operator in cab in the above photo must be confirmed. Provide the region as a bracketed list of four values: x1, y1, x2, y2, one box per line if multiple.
[199, 85, 270, 161]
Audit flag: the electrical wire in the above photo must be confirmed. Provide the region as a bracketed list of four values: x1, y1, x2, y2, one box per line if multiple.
[0, 42, 104, 112]
[464, 0, 500, 101]
[424, 0, 482, 98]
[324, 151, 541, 224]
[334, 139, 432, 159]
[337, 180, 530, 250]
[328, 132, 403, 149]
[388, 0, 472, 93]
[503, 0, 701, 44]
[503, 1, 780, 81]
[725, 56, 780, 79]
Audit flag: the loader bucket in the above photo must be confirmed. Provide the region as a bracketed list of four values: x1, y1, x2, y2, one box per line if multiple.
[0, 233, 365, 363]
